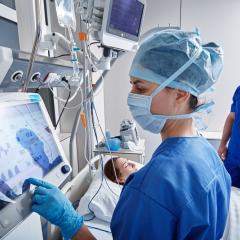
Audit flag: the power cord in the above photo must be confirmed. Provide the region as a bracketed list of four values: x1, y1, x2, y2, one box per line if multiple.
[84, 104, 105, 221]
[34, 83, 45, 93]
[54, 77, 71, 129]
[91, 101, 121, 194]
[85, 225, 111, 234]
[53, 53, 71, 58]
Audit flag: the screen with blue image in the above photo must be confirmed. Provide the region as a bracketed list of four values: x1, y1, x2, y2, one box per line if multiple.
[109, 0, 144, 37]
[0, 103, 62, 210]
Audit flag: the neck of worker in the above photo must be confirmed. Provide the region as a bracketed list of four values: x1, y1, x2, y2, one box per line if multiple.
[161, 118, 198, 141]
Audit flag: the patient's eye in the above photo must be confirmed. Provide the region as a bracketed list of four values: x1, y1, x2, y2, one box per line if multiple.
[122, 160, 129, 168]
[129, 163, 135, 169]
[123, 162, 128, 168]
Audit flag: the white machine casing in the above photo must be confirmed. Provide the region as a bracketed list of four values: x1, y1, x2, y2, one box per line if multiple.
[120, 119, 140, 148]
[0, 93, 72, 239]
[0, 47, 13, 86]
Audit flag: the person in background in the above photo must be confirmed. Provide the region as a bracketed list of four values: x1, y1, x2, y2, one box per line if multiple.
[218, 86, 240, 187]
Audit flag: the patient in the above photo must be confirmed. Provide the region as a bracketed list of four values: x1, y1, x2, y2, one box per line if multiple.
[77, 157, 143, 223]
[104, 157, 143, 185]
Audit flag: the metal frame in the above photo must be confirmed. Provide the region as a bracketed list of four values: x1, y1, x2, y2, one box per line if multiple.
[0, 3, 17, 23]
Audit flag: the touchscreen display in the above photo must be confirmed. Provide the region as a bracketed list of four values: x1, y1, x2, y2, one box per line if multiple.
[0, 103, 62, 210]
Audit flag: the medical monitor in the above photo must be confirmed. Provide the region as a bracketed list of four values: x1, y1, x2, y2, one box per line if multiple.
[100, 0, 146, 51]
[0, 93, 71, 238]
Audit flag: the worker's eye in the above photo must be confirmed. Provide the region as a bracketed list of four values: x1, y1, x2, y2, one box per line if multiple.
[137, 88, 147, 93]
[132, 86, 148, 94]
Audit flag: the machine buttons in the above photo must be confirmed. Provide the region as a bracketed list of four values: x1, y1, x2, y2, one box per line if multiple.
[11, 70, 23, 82]
[61, 165, 70, 174]
[31, 72, 41, 82]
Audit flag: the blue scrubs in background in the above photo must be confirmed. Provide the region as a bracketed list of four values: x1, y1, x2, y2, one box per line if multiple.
[111, 137, 231, 240]
[224, 86, 240, 187]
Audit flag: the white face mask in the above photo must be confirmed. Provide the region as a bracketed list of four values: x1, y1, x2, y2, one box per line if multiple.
[127, 93, 166, 133]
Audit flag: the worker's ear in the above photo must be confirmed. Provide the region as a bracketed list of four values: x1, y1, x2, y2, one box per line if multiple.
[175, 89, 190, 103]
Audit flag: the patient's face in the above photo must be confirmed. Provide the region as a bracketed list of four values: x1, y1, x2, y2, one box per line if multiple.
[115, 158, 141, 181]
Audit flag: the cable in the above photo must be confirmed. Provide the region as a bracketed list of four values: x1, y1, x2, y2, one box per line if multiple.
[34, 82, 45, 93]
[88, 41, 100, 46]
[85, 225, 111, 234]
[91, 102, 119, 184]
[84, 100, 105, 218]
[69, 14, 117, 213]
[83, 27, 95, 165]
[84, 42, 99, 71]
[92, 75, 105, 98]
[47, 77, 82, 104]
[90, 101, 121, 196]
[58, 100, 84, 110]
[60, 135, 71, 142]
[84, 98, 116, 218]
[84, 214, 96, 222]
[54, 79, 71, 129]
[53, 53, 71, 58]
[85, 158, 104, 221]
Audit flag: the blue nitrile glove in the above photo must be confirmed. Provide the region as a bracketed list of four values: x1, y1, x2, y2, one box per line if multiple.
[25, 178, 84, 239]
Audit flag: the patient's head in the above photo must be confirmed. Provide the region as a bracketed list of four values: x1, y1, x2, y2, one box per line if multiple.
[104, 157, 142, 185]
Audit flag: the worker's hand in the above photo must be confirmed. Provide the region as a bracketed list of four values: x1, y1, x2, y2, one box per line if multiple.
[218, 144, 228, 160]
[25, 178, 84, 239]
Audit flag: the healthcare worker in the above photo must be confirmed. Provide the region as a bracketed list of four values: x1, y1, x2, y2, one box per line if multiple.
[26, 30, 231, 240]
[218, 86, 240, 187]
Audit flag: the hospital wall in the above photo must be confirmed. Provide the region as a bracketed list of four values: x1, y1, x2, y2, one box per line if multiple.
[103, 0, 240, 161]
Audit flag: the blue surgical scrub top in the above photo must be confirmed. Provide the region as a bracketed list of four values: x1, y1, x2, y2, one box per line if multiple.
[111, 137, 231, 240]
[224, 86, 240, 187]
[228, 86, 240, 158]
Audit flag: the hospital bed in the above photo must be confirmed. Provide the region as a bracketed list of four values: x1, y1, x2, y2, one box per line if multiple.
[49, 155, 113, 240]
[49, 155, 240, 240]
[221, 187, 240, 240]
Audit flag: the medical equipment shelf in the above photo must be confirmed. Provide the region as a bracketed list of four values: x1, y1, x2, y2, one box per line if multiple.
[94, 139, 145, 164]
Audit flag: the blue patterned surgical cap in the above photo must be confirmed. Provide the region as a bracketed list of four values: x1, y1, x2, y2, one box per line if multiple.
[129, 29, 223, 96]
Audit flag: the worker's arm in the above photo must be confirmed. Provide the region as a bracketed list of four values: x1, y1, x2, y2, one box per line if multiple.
[25, 178, 96, 240]
[218, 112, 235, 160]
[72, 225, 96, 240]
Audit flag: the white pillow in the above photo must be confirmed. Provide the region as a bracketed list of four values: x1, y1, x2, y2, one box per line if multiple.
[77, 157, 122, 223]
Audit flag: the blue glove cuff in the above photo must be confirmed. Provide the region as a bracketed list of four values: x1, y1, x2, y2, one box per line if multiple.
[59, 209, 84, 239]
